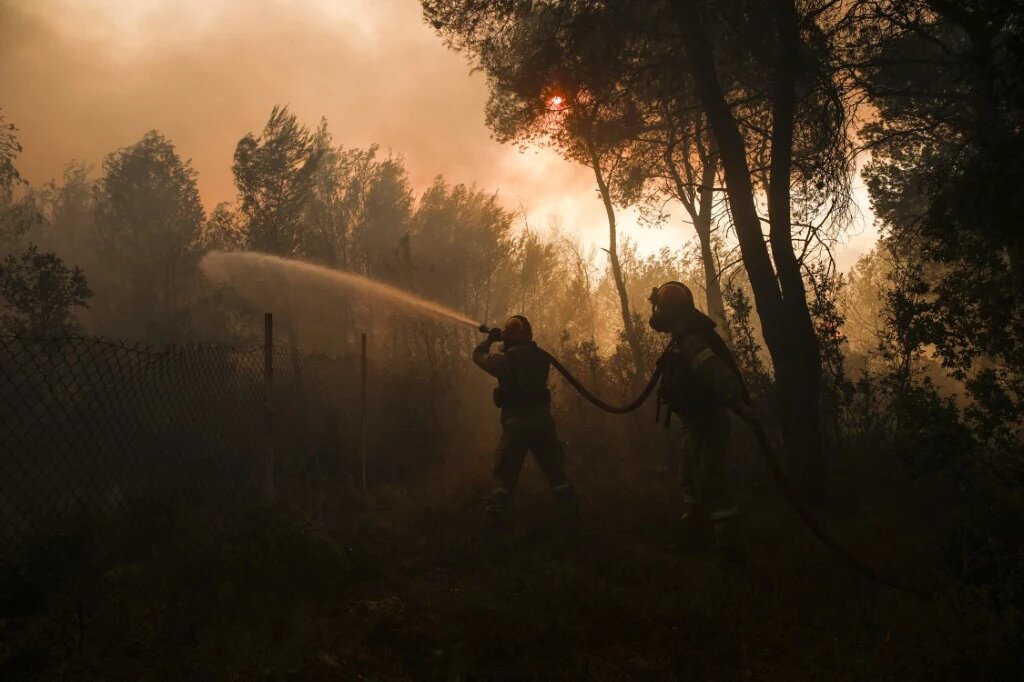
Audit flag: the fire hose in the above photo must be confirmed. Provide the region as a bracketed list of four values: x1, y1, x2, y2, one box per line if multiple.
[479, 325, 932, 598]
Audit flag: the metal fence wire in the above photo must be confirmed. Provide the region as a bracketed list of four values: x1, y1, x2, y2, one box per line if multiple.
[0, 334, 360, 563]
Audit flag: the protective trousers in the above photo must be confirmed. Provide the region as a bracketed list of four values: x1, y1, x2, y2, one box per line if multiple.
[678, 407, 740, 549]
[487, 422, 575, 515]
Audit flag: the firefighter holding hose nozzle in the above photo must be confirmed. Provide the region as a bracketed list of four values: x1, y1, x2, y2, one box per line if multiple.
[473, 315, 577, 523]
[649, 281, 754, 562]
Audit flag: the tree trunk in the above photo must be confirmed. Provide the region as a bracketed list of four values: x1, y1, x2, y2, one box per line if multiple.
[587, 143, 647, 376]
[667, 143, 729, 336]
[697, 153, 729, 337]
[766, 0, 826, 498]
[674, 0, 825, 499]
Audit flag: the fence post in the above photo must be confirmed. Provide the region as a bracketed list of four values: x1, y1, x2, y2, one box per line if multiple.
[264, 312, 275, 500]
[360, 332, 368, 491]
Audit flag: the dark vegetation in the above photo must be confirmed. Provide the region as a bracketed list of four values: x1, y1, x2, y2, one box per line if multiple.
[2, 0, 1023, 677]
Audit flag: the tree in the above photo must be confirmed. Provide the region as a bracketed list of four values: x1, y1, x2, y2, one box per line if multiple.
[667, 0, 861, 495]
[858, 0, 1024, 464]
[858, 0, 1024, 289]
[353, 155, 414, 278]
[201, 203, 246, 252]
[0, 110, 40, 248]
[424, 0, 859, 494]
[25, 162, 98, 261]
[410, 176, 514, 323]
[428, 1, 653, 374]
[0, 243, 92, 336]
[300, 125, 369, 268]
[233, 106, 322, 256]
[622, 104, 731, 336]
[0, 117, 93, 338]
[93, 130, 205, 336]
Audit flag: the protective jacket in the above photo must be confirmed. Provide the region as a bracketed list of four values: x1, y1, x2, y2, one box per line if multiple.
[660, 308, 745, 416]
[473, 339, 553, 429]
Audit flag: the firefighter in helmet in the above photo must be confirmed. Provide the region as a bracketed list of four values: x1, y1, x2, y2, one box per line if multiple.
[649, 281, 751, 557]
[473, 315, 576, 519]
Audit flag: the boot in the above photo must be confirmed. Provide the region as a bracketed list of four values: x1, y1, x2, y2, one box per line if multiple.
[677, 502, 713, 552]
[483, 488, 512, 535]
[710, 508, 746, 572]
[552, 483, 580, 534]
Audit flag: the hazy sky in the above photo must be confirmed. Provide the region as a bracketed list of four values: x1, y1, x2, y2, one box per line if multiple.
[1, 0, 878, 269]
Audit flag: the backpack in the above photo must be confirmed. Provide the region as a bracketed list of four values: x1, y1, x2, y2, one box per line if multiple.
[492, 343, 552, 408]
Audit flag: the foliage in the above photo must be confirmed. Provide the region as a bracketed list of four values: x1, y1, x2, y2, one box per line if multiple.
[0, 242, 92, 336]
[233, 106, 322, 256]
[93, 131, 205, 337]
[0, 110, 41, 246]
[353, 155, 415, 277]
[723, 283, 772, 396]
[805, 260, 852, 403]
[200, 202, 245, 252]
[859, 0, 1024, 468]
[0, 110, 22, 202]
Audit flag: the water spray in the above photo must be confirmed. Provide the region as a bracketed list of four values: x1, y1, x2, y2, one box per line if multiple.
[199, 251, 484, 331]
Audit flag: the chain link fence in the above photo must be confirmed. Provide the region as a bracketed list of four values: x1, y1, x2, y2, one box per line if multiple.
[0, 332, 363, 564]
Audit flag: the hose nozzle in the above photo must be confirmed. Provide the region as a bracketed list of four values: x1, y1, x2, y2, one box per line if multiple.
[478, 323, 494, 334]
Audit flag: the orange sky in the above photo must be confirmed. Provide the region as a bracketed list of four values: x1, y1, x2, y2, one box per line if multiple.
[0, 0, 878, 270]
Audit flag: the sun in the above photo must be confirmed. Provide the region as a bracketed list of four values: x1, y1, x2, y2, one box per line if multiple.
[547, 95, 565, 110]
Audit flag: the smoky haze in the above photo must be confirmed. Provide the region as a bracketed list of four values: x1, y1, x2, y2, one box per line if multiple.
[0, 0, 605, 239]
[2, 2, 1021, 677]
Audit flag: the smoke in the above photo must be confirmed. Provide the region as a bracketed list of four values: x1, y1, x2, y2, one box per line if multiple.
[0, 0, 877, 270]
[0, 0, 603, 236]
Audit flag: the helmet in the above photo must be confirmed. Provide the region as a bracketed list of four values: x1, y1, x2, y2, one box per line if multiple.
[502, 315, 533, 344]
[648, 281, 695, 332]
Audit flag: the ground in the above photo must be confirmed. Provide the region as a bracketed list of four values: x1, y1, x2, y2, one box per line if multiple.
[0, 457, 1016, 680]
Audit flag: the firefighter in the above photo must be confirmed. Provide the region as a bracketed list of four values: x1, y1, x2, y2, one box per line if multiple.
[648, 281, 752, 558]
[473, 315, 576, 520]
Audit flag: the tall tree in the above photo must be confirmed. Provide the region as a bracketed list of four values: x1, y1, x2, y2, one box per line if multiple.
[621, 104, 730, 335]
[298, 121, 414, 277]
[0, 117, 94, 337]
[353, 155, 414, 278]
[410, 176, 514, 322]
[29, 162, 98, 259]
[93, 130, 205, 336]
[858, 0, 1024, 460]
[430, 2, 651, 373]
[233, 106, 322, 256]
[424, 0, 858, 494]
[300, 123, 374, 268]
[0, 110, 39, 249]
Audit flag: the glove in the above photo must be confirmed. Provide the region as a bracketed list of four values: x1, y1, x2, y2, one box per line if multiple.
[487, 327, 503, 343]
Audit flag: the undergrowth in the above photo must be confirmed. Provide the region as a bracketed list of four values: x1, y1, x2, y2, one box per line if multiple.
[1, 445, 1020, 681]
